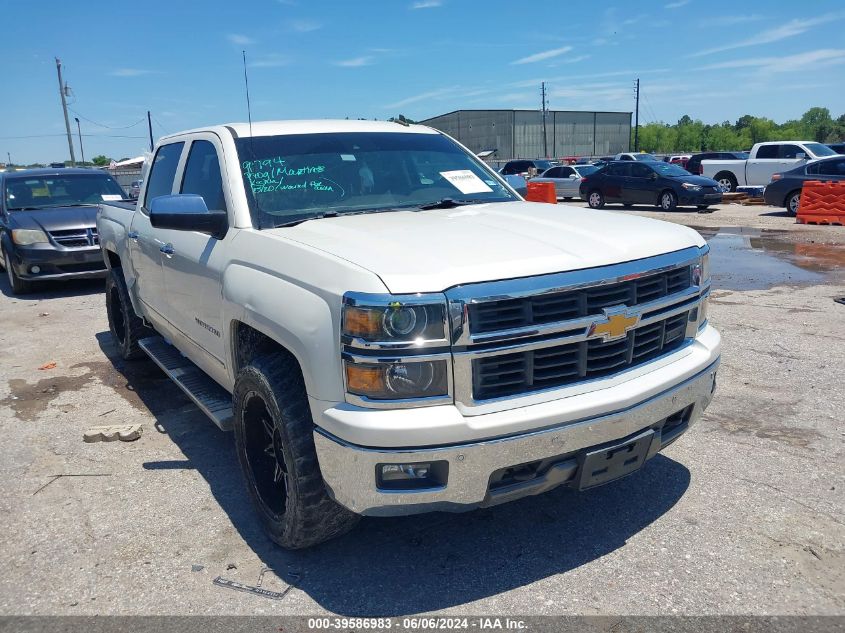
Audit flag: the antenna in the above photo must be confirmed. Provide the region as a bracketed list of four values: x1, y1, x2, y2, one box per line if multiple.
[242, 50, 254, 139]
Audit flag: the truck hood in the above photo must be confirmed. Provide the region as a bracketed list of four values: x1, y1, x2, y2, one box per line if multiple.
[8, 205, 99, 232]
[272, 201, 705, 294]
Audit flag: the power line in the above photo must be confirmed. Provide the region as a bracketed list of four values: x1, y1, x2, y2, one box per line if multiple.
[67, 107, 146, 130]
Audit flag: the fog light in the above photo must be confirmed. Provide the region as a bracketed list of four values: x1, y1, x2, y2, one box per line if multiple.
[377, 460, 448, 490]
[30, 265, 41, 274]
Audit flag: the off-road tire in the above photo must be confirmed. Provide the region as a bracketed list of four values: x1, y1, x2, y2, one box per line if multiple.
[233, 354, 359, 549]
[3, 251, 33, 295]
[105, 268, 146, 360]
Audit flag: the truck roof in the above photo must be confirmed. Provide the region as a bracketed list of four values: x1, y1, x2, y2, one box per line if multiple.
[753, 140, 817, 146]
[160, 119, 439, 141]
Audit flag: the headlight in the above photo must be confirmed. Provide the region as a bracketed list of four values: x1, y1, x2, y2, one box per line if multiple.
[342, 293, 448, 346]
[692, 249, 710, 287]
[681, 183, 702, 191]
[345, 358, 449, 400]
[11, 229, 49, 245]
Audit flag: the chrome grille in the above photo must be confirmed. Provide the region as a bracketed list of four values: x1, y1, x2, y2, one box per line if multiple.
[49, 227, 98, 248]
[469, 267, 690, 334]
[473, 312, 689, 400]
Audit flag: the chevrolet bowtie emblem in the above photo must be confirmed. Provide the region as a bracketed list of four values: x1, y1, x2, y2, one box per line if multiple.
[588, 307, 640, 341]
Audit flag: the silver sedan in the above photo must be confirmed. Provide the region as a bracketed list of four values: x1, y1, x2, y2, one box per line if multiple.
[531, 164, 598, 200]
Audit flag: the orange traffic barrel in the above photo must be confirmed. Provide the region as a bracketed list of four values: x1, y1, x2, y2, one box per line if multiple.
[525, 181, 557, 204]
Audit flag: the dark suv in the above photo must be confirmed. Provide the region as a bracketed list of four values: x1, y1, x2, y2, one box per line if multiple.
[0, 168, 126, 293]
[500, 159, 558, 177]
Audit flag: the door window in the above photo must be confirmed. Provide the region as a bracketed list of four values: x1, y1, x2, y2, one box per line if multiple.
[817, 159, 845, 176]
[145, 142, 184, 204]
[607, 163, 630, 176]
[180, 140, 228, 212]
[560, 167, 575, 177]
[630, 163, 652, 178]
[543, 167, 562, 178]
[779, 145, 805, 159]
[755, 145, 779, 159]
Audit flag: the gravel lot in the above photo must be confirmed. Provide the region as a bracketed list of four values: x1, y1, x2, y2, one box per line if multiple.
[0, 202, 843, 617]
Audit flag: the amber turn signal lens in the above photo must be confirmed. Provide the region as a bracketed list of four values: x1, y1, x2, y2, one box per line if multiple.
[343, 306, 383, 338]
[345, 363, 386, 394]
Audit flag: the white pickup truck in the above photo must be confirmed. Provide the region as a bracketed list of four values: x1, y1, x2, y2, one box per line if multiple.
[702, 140, 837, 191]
[97, 120, 720, 549]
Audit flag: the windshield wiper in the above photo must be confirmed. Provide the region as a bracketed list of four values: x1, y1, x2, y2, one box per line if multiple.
[416, 198, 482, 210]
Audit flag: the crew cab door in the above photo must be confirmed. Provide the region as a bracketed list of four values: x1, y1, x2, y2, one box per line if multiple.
[746, 144, 799, 185]
[625, 162, 656, 203]
[159, 135, 232, 363]
[130, 141, 185, 320]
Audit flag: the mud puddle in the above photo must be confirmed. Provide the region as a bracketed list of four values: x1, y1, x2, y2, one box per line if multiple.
[691, 226, 844, 290]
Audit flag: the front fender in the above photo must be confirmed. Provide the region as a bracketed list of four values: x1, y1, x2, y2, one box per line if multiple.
[222, 264, 341, 401]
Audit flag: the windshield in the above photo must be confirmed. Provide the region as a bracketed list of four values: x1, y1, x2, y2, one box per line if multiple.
[633, 153, 659, 161]
[651, 162, 691, 177]
[4, 173, 125, 210]
[534, 160, 557, 171]
[573, 165, 598, 176]
[804, 143, 836, 157]
[235, 132, 518, 228]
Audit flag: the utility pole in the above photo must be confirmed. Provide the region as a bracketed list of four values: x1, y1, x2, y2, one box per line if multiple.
[74, 117, 85, 165]
[55, 58, 76, 166]
[541, 82, 549, 158]
[634, 78, 640, 153]
[147, 111, 154, 152]
[6, 152, 11, 167]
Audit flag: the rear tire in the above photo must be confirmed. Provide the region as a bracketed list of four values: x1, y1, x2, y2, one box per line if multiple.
[4, 252, 33, 295]
[105, 268, 147, 360]
[715, 172, 737, 193]
[659, 190, 678, 211]
[233, 354, 359, 550]
[587, 190, 605, 209]
[785, 190, 801, 216]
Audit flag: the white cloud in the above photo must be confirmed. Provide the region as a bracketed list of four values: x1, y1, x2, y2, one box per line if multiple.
[109, 68, 155, 77]
[227, 34, 255, 46]
[689, 13, 845, 57]
[249, 54, 290, 68]
[698, 14, 765, 26]
[335, 56, 375, 67]
[697, 48, 845, 73]
[511, 46, 573, 65]
[411, 0, 441, 8]
[665, 0, 690, 8]
[288, 19, 322, 32]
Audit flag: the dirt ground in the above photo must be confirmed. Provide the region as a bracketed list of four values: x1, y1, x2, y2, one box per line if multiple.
[0, 201, 843, 617]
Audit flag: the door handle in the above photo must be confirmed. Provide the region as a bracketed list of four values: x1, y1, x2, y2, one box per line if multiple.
[160, 243, 174, 256]
[127, 231, 139, 240]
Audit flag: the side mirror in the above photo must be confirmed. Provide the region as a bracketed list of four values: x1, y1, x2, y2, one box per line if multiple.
[650, 173, 658, 180]
[569, 174, 579, 180]
[148, 194, 228, 239]
[796, 152, 807, 160]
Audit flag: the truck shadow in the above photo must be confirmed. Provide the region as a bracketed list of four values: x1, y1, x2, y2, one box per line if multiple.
[96, 332, 691, 616]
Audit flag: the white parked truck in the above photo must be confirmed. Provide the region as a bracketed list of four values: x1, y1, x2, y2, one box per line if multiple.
[97, 120, 720, 549]
[701, 141, 837, 191]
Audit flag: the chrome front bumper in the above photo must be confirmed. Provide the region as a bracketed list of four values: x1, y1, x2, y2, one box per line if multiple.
[314, 358, 719, 517]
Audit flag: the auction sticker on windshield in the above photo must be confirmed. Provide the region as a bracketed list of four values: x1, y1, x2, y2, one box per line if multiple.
[440, 170, 493, 194]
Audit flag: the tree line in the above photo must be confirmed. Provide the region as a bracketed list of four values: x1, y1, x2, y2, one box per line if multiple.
[634, 107, 845, 154]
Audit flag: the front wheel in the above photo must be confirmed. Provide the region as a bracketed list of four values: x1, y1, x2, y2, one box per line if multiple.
[587, 190, 605, 209]
[659, 190, 678, 211]
[4, 251, 33, 295]
[786, 191, 801, 216]
[233, 354, 359, 549]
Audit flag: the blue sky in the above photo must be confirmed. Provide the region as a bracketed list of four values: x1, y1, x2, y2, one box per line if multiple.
[2, 0, 844, 164]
